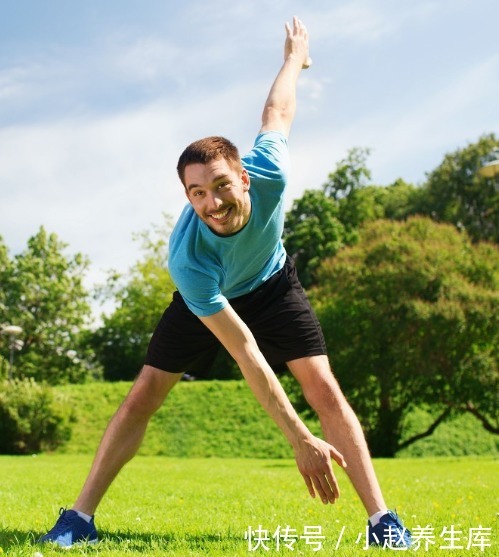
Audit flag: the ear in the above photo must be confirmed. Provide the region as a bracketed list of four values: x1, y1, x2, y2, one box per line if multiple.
[241, 169, 250, 191]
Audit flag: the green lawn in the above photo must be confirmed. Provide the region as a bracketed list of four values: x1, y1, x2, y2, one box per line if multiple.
[56, 380, 498, 459]
[0, 455, 497, 556]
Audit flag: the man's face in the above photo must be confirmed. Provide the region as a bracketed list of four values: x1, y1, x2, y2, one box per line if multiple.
[184, 158, 251, 236]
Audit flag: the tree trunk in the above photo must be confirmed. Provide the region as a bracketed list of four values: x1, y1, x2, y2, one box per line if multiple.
[368, 390, 401, 457]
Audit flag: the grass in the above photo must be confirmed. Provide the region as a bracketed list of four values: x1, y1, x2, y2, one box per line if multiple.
[398, 407, 499, 457]
[56, 380, 498, 458]
[57, 380, 319, 458]
[0, 455, 497, 556]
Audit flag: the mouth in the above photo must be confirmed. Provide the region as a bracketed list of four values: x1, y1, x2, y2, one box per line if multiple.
[209, 207, 232, 222]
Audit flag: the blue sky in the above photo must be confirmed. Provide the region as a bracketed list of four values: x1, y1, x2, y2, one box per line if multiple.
[1, 0, 498, 304]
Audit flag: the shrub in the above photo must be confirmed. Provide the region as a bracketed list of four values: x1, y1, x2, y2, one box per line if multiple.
[0, 378, 74, 454]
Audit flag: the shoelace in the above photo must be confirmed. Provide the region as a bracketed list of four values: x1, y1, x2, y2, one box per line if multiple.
[50, 508, 72, 534]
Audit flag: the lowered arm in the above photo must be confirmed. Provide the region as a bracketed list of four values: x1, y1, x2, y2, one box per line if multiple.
[199, 304, 346, 504]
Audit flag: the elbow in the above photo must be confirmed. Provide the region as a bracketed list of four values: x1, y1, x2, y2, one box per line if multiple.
[262, 105, 286, 121]
[261, 106, 294, 134]
[231, 338, 261, 369]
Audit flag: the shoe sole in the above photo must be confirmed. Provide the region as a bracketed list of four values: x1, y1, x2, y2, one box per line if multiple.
[44, 538, 98, 549]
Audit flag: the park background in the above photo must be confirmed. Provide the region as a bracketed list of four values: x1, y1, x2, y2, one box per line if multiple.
[0, 0, 498, 554]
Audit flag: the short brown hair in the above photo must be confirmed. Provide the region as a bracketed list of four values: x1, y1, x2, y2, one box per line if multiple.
[177, 136, 242, 186]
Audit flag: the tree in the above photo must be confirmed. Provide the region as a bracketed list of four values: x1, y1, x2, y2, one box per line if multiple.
[284, 190, 346, 288]
[381, 178, 425, 221]
[284, 148, 421, 286]
[337, 185, 386, 232]
[420, 133, 499, 243]
[311, 217, 498, 457]
[1, 228, 97, 384]
[323, 147, 371, 200]
[338, 178, 422, 231]
[0, 236, 11, 326]
[91, 215, 177, 380]
[0, 238, 12, 379]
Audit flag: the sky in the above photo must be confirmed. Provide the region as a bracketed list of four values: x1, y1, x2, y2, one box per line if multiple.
[1, 0, 498, 311]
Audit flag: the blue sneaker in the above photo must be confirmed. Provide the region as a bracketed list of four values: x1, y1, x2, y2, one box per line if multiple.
[38, 508, 98, 547]
[368, 510, 411, 548]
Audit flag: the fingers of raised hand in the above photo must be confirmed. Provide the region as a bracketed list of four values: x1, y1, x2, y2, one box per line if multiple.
[293, 16, 307, 36]
[289, 17, 311, 68]
[285, 17, 308, 39]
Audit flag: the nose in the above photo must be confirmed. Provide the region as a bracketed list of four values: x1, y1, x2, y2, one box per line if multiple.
[205, 191, 224, 212]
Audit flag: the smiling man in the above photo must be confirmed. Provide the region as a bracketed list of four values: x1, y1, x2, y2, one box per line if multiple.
[39, 17, 411, 549]
[181, 139, 252, 236]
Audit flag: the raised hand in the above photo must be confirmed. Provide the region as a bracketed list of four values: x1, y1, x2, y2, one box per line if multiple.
[284, 16, 312, 69]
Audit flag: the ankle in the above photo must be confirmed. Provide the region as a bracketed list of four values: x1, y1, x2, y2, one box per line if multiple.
[368, 509, 389, 526]
[73, 509, 93, 523]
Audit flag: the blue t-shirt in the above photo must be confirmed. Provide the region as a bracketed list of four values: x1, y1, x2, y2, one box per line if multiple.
[168, 131, 289, 316]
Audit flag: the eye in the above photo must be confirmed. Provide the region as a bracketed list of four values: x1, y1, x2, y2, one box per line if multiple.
[218, 182, 231, 190]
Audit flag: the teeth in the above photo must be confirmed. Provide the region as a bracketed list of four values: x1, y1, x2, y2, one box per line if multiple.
[211, 209, 229, 220]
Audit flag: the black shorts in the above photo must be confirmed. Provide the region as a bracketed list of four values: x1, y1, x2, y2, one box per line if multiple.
[145, 256, 327, 377]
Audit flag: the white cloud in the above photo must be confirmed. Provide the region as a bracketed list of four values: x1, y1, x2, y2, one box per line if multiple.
[0, 104, 178, 263]
[1, 0, 497, 325]
[0, 66, 29, 102]
[302, 0, 451, 44]
[0, 58, 66, 111]
[297, 75, 330, 103]
[0, 76, 261, 267]
[105, 35, 185, 83]
[287, 53, 499, 199]
[363, 54, 499, 182]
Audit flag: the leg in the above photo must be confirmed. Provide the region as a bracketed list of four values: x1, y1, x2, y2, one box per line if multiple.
[287, 355, 386, 516]
[73, 365, 183, 515]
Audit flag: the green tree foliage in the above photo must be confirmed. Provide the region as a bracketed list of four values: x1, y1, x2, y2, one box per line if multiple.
[311, 217, 498, 457]
[91, 215, 177, 380]
[283, 149, 368, 288]
[323, 147, 372, 200]
[0, 237, 14, 340]
[420, 133, 499, 243]
[284, 190, 346, 288]
[284, 148, 420, 287]
[381, 178, 425, 220]
[337, 178, 422, 232]
[0, 239, 11, 379]
[0, 378, 74, 454]
[0, 228, 97, 384]
[326, 149, 421, 233]
[285, 134, 497, 291]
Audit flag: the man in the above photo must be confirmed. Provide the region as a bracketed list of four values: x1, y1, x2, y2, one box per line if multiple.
[40, 17, 411, 549]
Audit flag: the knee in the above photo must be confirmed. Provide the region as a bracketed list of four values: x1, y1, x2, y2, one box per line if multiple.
[121, 388, 162, 419]
[302, 373, 349, 417]
[121, 366, 173, 417]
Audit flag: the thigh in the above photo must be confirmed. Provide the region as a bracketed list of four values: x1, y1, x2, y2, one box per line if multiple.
[122, 365, 184, 415]
[145, 291, 221, 376]
[234, 257, 327, 367]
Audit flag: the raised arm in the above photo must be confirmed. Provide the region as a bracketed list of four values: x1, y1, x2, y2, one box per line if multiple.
[199, 305, 346, 504]
[260, 16, 312, 137]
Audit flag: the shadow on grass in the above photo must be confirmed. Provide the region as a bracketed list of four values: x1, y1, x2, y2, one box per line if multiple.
[0, 529, 37, 546]
[102, 530, 243, 551]
[1, 528, 244, 552]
